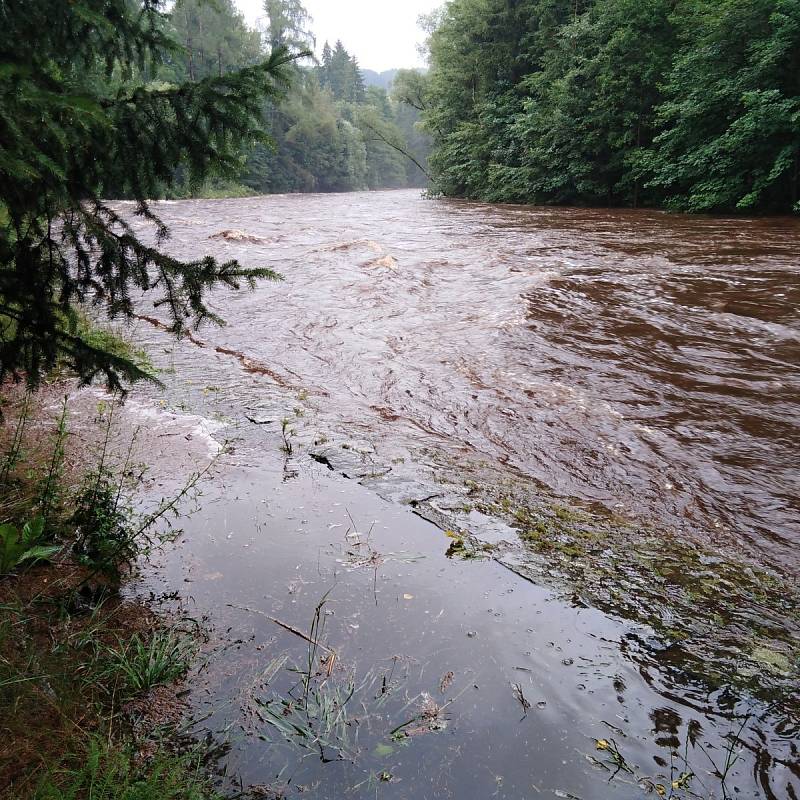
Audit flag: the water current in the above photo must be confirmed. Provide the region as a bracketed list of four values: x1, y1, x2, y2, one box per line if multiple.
[111, 190, 798, 799]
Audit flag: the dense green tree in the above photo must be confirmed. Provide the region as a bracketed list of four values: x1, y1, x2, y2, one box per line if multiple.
[391, 70, 434, 185]
[264, 0, 314, 54]
[0, 0, 292, 389]
[318, 40, 366, 103]
[504, 0, 676, 206]
[245, 14, 428, 195]
[354, 89, 411, 189]
[645, 0, 800, 211]
[168, 0, 262, 81]
[417, 0, 800, 212]
[249, 76, 368, 192]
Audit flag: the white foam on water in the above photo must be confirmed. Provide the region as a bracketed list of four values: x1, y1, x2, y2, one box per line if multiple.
[122, 397, 227, 458]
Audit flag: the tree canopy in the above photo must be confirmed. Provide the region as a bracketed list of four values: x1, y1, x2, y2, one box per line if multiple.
[241, 3, 431, 196]
[418, 0, 800, 213]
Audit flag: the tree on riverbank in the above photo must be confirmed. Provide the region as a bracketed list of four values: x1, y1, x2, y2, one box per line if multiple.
[0, 0, 293, 390]
[416, 0, 800, 213]
[167, 0, 430, 195]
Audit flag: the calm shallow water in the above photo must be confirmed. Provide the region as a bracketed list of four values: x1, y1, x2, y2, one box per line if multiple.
[112, 190, 799, 798]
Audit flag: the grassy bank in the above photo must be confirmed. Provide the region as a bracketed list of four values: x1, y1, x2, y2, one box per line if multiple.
[0, 386, 222, 800]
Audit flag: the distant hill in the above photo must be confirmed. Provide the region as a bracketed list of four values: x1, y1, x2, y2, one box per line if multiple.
[361, 69, 399, 91]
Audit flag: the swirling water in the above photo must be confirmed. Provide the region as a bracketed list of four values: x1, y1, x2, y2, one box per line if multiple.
[115, 190, 799, 799]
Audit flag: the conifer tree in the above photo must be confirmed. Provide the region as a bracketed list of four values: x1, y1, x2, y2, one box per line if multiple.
[169, 0, 262, 81]
[0, 0, 296, 391]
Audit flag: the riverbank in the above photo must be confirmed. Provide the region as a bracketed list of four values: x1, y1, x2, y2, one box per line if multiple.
[3, 373, 798, 799]
[0, 384, 228, 799]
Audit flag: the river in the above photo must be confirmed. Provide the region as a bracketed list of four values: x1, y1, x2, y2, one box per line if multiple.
[110, 190, 798, 799]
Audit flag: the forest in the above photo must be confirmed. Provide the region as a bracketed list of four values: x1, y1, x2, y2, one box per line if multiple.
[165, 0, 430, 196]
[416, 0, 800, 213]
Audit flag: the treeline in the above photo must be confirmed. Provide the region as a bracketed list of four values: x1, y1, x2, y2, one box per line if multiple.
[163, 0, 430, 195]
[416, 0, 800, 213]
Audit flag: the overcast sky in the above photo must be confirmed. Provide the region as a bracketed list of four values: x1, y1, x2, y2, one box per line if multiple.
[234, 1, 441, 72]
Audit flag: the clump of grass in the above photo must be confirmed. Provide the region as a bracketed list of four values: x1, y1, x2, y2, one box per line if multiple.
[280, 417, 294, 455]
[32, 736, 221, 800]
[71, 312, 156, 381]
[0, 388, 217, 797]
[254, 594, 452, 767]
[96, 630, 195, 697]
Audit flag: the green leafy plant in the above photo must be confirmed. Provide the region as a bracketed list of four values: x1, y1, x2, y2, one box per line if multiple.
[0, 516, 59, 574]
[95, 630, 195, 697]
[70, 469, 138, 578]
[33, 736, 220, 800]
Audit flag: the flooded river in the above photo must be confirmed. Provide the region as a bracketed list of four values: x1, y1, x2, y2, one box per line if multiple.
[112, 190, 799, 799]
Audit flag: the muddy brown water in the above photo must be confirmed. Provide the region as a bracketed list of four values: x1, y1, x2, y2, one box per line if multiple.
[111, 190, 799, 798]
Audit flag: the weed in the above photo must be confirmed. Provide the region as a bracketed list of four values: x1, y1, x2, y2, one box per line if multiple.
[70, 469, 137, 576]
[37, 396, 68, 525]
[0, 516, 59, 574]
[0, 388, 31, 484]
[593, 738, 634, 780]
[589, 715, 753, 799]
[389, 692, 451, 741]
[70, 407, 139, 578]
[71, 416, 221, 581]
[280, 418, 294, 456]
[253, 594, 441, 765]
[32, 736, 220, 800]
[258, 672, 361, 761]
[95, 629, 195, 697]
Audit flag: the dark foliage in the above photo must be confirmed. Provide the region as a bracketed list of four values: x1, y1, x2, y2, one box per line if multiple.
[0, 0, 294, 390]
[418, 0, 800, 213]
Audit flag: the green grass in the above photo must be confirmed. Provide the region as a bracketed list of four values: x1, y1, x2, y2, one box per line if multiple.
[32, 737, 222, 800]
[95, 630, 195, 697]
[72, 313, 156, 379]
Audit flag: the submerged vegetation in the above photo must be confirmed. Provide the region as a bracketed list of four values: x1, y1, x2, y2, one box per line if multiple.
[424, 463, 800, 711]
[244, 592, 454, 777]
